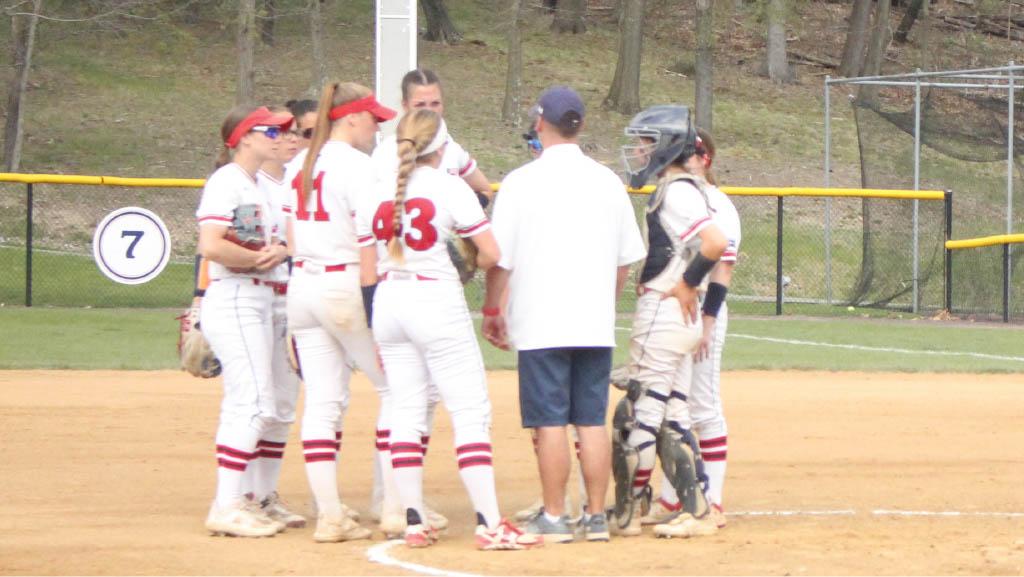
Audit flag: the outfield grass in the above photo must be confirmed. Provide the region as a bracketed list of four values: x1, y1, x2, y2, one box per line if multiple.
[1, 308, 1019, 373]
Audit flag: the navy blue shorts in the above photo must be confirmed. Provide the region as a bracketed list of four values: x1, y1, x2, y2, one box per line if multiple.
[517, 347, 612, 428]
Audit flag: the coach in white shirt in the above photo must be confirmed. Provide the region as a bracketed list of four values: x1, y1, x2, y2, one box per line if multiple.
[482, 86, 646, 542]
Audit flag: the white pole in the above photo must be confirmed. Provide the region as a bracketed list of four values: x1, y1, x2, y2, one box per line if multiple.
[1007, 62, 1015, 313]
[375, 0, 417, 138]
[824, 77, 832, 305]
[913, 70, 921, 314]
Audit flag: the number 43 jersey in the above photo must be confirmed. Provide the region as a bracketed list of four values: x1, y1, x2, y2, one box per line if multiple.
[284, 141, 372, 266]
[356, 165, 489, 282]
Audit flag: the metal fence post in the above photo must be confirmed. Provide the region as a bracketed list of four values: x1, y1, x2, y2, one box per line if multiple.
[1003, 243, 1010, 323]
[912, 70, 922, 313]
[776, 195, 784, 316]
[1006, 62, 1015, 320]
[824, 77, 833, 305]
[25, 182, 33, 307]
[943, 190, 953, 313]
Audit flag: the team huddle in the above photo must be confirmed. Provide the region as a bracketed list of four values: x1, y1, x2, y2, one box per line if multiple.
[190, 69, 740, 551]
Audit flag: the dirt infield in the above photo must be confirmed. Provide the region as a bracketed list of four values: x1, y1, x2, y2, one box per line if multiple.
[0, 370, 1022, 576]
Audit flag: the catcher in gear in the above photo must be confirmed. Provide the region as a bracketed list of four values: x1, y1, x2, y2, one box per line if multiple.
[609, 105, 727, 539]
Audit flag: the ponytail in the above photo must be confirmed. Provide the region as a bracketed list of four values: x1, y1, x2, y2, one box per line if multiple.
[388, 109, 443, 263]
[300, 82, 337, 212]
[214, 145, 232, 170]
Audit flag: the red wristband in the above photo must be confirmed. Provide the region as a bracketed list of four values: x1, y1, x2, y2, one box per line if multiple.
[482, 306, 501, 317]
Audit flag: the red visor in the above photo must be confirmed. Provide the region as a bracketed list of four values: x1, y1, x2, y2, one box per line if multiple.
[328, 95, 397, 123]
[226, 107, 295, 149]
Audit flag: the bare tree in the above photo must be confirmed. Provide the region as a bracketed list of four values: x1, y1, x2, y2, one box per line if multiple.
[552, 0, 586, 33]
[856, 0, 892, 105]
[309, 0, 325, 95]
[237, 0, 256, 105]
[260, 0, 275, 46]
[604, 0, 645, 114]
[894, 0, 927, 43]
[502, 0, 525, 126]
[762, 0, 793, 84]
[3, 0, 42, 172]
[695, 0, 714, 131]
[839, 0, 873, 77]
[421, 0, 461, 44]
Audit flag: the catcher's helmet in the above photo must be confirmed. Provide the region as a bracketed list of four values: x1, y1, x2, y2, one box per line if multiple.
[621, 105, 697, 189]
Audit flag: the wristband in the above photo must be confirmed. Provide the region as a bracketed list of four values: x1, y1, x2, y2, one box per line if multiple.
[682, 252, 718, 288]
[482, 306, 501, 317]
[475, 190, 490, 209]
[361, 284, 377, 328]
[702, 282, 728, 318]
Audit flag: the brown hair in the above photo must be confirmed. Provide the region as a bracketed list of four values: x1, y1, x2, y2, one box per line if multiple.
[389, 109, 443, 262]
[696, 128, 717, 186]
[400, 68, 442, 102]
[215, 104, 261, 170]
[299, 82, 373, 211]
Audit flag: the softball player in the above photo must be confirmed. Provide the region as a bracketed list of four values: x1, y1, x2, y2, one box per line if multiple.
[240, 110, 305, 528]
[644, 130, 740, 529]
[368, 68, 490, 530]
[284, 82, 396, 543]
[358, 109, 540, 551]
[196, 105, 293, 538]
[613, 105, 727, 539]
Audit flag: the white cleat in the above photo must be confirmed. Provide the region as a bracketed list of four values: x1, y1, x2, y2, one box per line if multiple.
[653, 512, 718, 539]
[425, 506, 449, 531]
[341, 502, 361, 523]
[641, 498, 683, 526]
[313, 511, 372, 543]
[261, 492, 306, 529]
[205, 500, 281, 538]
[609, 510, 643, 537]
[709, 504, 727, 529]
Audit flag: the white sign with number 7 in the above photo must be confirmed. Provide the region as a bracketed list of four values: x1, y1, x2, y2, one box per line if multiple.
[92, 207, 171, 285]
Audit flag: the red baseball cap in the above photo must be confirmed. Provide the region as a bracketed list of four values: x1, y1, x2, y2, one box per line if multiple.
[329, 94, 397, 123]
[226, 107, 295, 148]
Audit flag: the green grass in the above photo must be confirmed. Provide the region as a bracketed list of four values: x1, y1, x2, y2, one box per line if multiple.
[0, 246, 192, 308]
[2, 308, 1020, 373]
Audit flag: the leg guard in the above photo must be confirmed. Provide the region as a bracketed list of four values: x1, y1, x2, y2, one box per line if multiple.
[657, 425, 711, 519]
[610, 385, 652, 530]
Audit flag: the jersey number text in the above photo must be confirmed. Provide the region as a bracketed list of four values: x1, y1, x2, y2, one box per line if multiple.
[291, 171, 329, 222]
[371, 199, 438, 251]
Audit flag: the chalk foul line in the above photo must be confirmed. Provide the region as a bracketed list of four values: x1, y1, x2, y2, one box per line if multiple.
[728, 333, 1024, 363]
[366, 540, 483, 577]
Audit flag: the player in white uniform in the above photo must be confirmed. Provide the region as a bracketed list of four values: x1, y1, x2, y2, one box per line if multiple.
[196, 105, 293, 538]
[611, 105, 727, 539]
[237, 109, 306, 529]
[357, 109, 540, 551]
[644, 130, 740, 529]
[283, 82, 396, 543]
[368, 68, 491, 530]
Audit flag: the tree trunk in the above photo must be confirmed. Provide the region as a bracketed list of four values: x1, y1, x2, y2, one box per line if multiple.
[850, 103, 875, 305]
[552, 0, 586, 33]
[543, 0, 558, 13]
[763, 0, 793, 84]
[309, 0, 326, 95]
[502, 0, 525, 126]
[856, 0, 892, 105]
[604, 0, 645, 114]
[237, 0, 256, 105]
[3, 0, 42, 172]
[421, 0, 462, 44]
[839, 0, 873, 77]
[260, 0, 276, 46]
[695, 0, 714, 131]
[894, 0, 926, 43]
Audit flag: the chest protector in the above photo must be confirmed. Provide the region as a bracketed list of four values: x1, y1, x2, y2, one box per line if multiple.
[638, 173, 711, 285]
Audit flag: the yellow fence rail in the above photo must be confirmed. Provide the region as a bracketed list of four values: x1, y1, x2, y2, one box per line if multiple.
[944, 233, 1020, 322]
[945, 233, 1024, 250]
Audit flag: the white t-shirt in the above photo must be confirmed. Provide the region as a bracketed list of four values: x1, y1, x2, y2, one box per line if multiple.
[286, 141, 372, 266]
[355, 166, 489, 282]
[256, 169, 291, 283]
[491, 143, 646, 351]
[643, 178, 716, 293]
[196, 163, 273, 281]
[705, 185, 741, 262]
[371, 133, 477, 186]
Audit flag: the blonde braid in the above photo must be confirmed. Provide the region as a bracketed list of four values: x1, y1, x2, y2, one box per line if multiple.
[388, 109, 442, 263]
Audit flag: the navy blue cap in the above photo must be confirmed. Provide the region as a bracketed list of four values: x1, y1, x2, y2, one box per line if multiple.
[531, 86, 585, 129]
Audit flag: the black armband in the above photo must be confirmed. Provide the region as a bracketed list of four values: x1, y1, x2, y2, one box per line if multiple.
[192, 254, 205, 297]
[361, 284, 377, 328]
[475, 190, 490, 209]
[682, 252, 718, 288]
[702, 282, 729, 318]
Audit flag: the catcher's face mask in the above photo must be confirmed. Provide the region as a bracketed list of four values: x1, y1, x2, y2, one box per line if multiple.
[621, 130, 660, 184]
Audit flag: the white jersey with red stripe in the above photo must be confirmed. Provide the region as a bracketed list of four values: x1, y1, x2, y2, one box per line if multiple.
[705, 185, 741, 263]
[256, 169, 291, 283]
[371, 133, 477, 186]
[286, 141, 371, 267]
[643, 177, 715, 292]
[356, 165, 489, 282]
[196, 163, 273, 282]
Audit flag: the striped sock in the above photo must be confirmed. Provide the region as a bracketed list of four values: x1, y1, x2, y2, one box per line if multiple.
[215, 444, 256, 508]
[303, 431, 342, 516]
[391, 441, 425, 524]
[699, 435, 728, 506]
[252, 439, 286, 500]
[456, 442, 499, 529]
